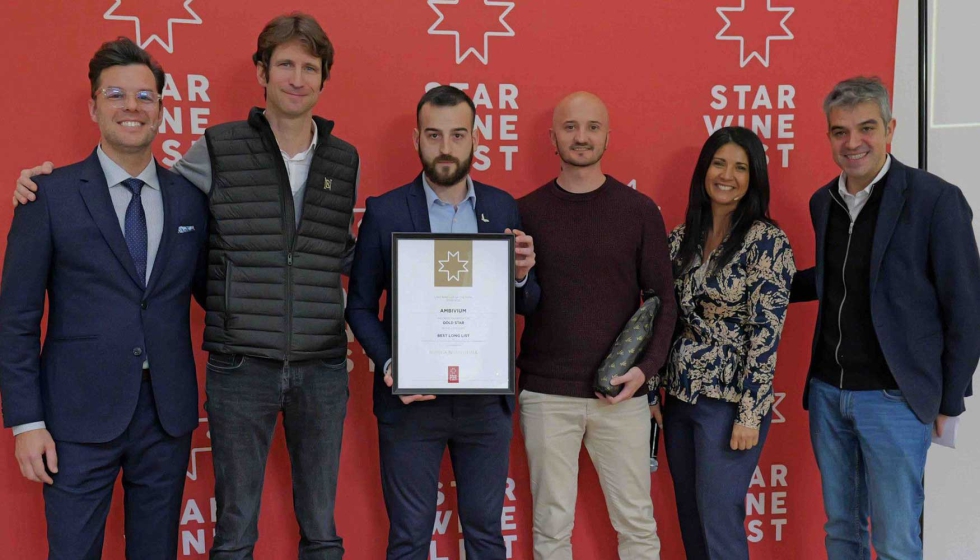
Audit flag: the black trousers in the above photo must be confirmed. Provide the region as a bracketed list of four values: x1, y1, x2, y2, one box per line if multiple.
[378, 396, 512, 560]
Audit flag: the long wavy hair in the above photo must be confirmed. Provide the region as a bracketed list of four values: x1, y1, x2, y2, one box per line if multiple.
[675, 126, 774, 276]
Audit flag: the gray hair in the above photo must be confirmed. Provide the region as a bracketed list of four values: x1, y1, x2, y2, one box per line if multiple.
[823, 76, 892, 125]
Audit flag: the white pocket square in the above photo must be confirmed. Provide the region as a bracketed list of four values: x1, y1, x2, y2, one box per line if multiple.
[178, 225, 196, 234]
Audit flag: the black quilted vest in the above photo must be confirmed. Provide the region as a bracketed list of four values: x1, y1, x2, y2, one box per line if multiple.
[202, 108, 358, 362]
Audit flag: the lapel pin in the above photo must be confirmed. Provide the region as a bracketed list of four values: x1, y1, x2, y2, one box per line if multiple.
[480, 213, 489, 223]
[324, 178, 332, 190]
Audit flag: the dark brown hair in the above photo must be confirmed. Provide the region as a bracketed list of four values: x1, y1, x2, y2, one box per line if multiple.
[88, 37, 166, 98]
[252, 13, 334, 88]
[416, 85, 477, 128]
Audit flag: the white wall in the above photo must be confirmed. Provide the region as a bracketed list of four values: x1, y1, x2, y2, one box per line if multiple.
[894, 1, 980, 558]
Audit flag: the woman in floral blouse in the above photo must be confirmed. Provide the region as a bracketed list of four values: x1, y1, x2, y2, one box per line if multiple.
[649, 126, 795, 560]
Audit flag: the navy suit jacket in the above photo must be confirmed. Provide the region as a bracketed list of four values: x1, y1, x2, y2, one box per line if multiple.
[792, 157, 980, 423]
[0, 150, 209, 443]
[346, 175, 540, 420]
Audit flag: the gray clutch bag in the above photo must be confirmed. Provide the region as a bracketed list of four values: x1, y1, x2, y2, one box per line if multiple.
[595, 293, 661, 397]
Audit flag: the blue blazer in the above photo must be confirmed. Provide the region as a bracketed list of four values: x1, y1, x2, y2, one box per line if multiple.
[792, 157, 980, 423]
[0, 150, 209, 443]
[346, 175, 540, 420]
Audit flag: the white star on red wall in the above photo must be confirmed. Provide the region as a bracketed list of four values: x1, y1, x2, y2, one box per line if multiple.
[103, 0, 202, 55]
[716, 0, 794, 68]
[427, 0, 515, 65]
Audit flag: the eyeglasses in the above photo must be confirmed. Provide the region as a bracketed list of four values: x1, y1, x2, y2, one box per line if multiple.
[96, 87, 160, 107]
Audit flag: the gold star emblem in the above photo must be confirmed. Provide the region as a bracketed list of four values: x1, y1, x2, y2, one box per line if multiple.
[437, 251, 470, 282]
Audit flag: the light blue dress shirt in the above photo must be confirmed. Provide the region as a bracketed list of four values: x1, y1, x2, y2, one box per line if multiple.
[421, 174, 478, 234]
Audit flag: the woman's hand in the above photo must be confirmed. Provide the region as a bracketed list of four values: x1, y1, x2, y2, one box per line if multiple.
[649, 404, 663, 428]
[730, 424, 760, 451]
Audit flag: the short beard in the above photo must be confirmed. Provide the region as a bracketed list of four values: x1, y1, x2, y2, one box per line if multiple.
[420, 148, 474, 187]
[558, 141, 606, 168]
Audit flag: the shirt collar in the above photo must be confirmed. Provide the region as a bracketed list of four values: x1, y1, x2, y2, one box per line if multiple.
[265, 111, 318, 161]
[96, 144, 159, 190]
[838, 154, 891, 199]
[421, 174, 476, 208]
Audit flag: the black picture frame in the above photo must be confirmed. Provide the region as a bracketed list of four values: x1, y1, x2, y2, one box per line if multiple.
[391, 232, 516, 395]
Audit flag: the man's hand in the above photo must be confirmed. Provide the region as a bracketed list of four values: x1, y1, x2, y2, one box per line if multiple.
[384, 364, 436, 405]
[505, 228, 535, 282]
[15, 429, 58, 484]
[12, 162, 53, 207]
[649, 403, 663, 428]
[595, 367, 646, 405]
[730, 424, 760, 451]
[934, 414, 950, 438]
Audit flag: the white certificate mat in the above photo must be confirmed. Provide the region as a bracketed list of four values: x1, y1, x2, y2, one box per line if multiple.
[392, 234, 515, 394]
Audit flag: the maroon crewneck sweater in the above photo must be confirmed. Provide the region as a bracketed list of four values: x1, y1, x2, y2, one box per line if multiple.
[517, 176, 677, 399]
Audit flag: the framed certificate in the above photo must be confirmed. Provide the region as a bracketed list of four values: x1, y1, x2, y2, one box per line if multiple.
[392, 233, 516, 395]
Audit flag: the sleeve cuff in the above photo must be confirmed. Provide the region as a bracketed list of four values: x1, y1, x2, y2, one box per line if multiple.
[515, 275, 528, 288]
[12, 422, 46, 436]
[383, 359, 392, 375]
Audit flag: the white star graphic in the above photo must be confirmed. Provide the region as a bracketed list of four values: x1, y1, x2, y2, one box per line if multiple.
[185, 417, 211, 481]
[438, 251, 470, 282]
[427, 0, 515, 65]
[771, 392, 786, 424]
[716, 0, 794, 68]
[104, 0, 203, 55]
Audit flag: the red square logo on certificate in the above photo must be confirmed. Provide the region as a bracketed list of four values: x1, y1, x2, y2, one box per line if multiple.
[448, 366, 459, 383]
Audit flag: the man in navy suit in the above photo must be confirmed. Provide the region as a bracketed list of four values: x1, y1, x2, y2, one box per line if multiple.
[0, 38, 208, 559]
[346, 86, 540, 560]
[792, 76, 980, 559]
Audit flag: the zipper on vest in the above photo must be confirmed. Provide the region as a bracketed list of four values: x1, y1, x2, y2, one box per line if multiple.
[286, 251, 293, 360]
[832, 194, 854, 389]
[265, 122, 296, 360]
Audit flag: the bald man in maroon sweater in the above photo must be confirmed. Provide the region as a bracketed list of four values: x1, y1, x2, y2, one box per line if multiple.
[517, 92, 676, 560]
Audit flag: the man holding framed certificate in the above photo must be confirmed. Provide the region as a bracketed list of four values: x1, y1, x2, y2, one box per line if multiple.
[346, 86, 539, 560]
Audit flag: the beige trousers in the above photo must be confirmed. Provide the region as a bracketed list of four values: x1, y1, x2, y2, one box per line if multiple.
[519, 390, 660, 560]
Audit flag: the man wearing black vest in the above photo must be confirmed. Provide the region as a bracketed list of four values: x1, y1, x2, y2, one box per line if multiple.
[13, 13, 359, 560]
[791, 77, 980, 560]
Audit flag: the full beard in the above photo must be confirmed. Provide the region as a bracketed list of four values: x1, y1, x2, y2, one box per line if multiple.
[420, 149, 474, 187]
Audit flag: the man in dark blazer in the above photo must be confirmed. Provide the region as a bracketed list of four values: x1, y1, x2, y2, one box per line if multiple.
[346, 86, 539, 560]
[0, 38, 208, 559]
[791, 76, 980, 560]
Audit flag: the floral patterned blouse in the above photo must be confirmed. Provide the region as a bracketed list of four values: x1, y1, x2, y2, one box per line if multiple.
[653, 220, 795, 429]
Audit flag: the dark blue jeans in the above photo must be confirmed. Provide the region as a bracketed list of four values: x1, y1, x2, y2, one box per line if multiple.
[44, 378, 191, 560]
[205, 353, 348, 560]
[808, 378, 931, 560]
[663, 394, 771, 560]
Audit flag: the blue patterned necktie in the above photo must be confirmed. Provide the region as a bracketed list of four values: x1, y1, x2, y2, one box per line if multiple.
[122, 178, 148, 286]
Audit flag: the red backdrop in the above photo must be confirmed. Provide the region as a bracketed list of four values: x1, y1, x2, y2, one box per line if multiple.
[0, 1, 899, 557]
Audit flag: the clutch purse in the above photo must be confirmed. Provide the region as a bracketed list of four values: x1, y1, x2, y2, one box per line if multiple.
[594, 293, 661, 397]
